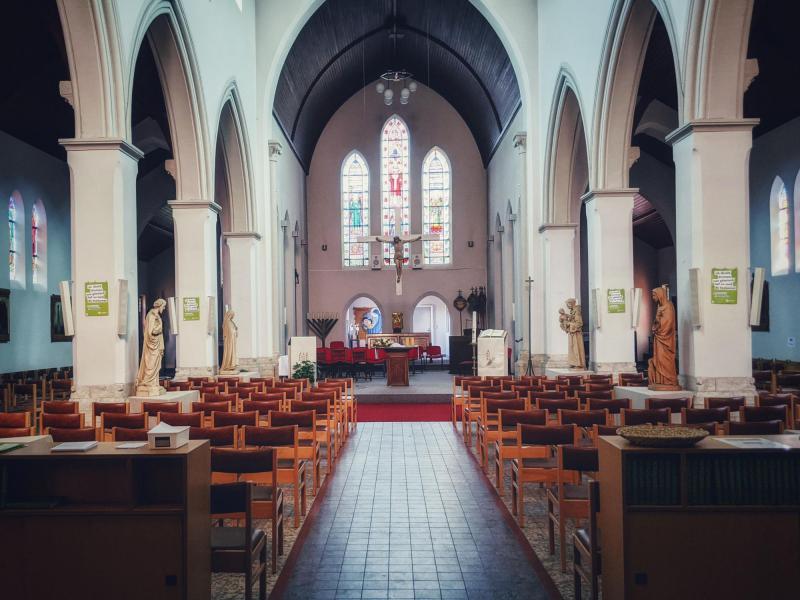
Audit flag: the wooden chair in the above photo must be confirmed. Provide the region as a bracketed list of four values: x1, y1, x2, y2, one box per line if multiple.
[112, 427, 149, 442]
[536, 397, 579, 419]
[244, 424, 307, 527]
[99, 413, 147, 441]
[619, 372, 646, 386]
[11, 383, 39, 426]
[589, 423, 621, 444]
[0, 412, 33, 437]
[558, 409, 610, 444]
[269, 410, 321, 495]
[757, 394, 797, 428]
[242, 399, 283, 424]
[511, 424, 579, 525]
[192, 399, 233, 426]
[303, 389, 345, 446]
[267, 385, 296, 402]
[209, 481, 268, 600]
[493, 408, 549, 495]
[319, 379, 356, 434]
[586, 398, 630, 424]
[159, 411, 203, 427]
[49, 379, 73, 401]
[646, 397, 692, 422]
[190, 425, 238, 448]
[165, 380, 192, 392]
[42, 400, 79, 414]
[556, 375, 584, 387]
[290, 399, 335, 472]
[573, 479, 601, 600]
[231, 385, 259, 403]
[587, 374, 613, 385]
[478, 396, 526, 471]
[558, 384, 587, 398]
[142, 401, 179, 426]
[188, 376, 213, 389]
[681, 407, 730, 434]
[249, 377, 275, 392]
[547, 445, 599, 572]
[49, 426, 97, 442]
[741, 404, 791, 428]
[704, 396, 746, 420]
[212, 411, 259, 428]
[211, 448, 284, 575]
[585, 383, 615, 394]
[620, 408, 671, 426]
[42, 412, 84, 433]
[91, 401, 128, 428]
[462, 381, 499, 444]
[724, 420, 784, 435]
[451, 376, 482, 429]
[250, 391, 287, 411]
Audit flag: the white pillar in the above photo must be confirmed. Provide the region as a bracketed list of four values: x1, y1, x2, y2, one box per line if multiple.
[512, 132, 531, 374]
[223, 232, 260, 371]
[540, 224, 578, 367]
[667, 119, 757, 400]
[583, 190, 637, 373]
[170, 199, 220, 378]
[61, 138, 142, 409]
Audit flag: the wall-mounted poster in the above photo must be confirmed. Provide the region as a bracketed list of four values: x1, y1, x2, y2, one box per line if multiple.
[0, 289, 9, 343]
[182, 296, 201, 321]
[84, 281, 109, 317]
[51, 294, 72, 342]
[607, 288, 626, 314]
[711, 267, 738, 304]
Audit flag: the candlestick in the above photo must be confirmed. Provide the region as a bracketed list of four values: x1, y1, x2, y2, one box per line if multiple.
[471, 311, 477, 344]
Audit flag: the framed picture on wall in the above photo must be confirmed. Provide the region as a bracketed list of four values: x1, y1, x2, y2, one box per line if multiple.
[0, 289, 9, 343]
[51, 294, 72, 342]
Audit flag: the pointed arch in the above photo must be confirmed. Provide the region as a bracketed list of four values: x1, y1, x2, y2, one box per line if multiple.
[341, 150, 370, 268]
[770, 176, 791, 276]
[381, 115, 410, 263]
[422, 147, 451, 265]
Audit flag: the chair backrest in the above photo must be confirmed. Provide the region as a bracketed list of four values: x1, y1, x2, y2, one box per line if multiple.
[704, 396, 746, 411]
[560, 445, 599, 473]
[532, 390, 568, 401]
[741, 405, 789, 424]
[268, 385, 296, 400]
[485, 398, 526, 417]
[592, 424, 621, 438]
[519, 423, 576, 446]
[92, 402, 127, 423]
[726, 420, 784, 435]
[167, 380, 192, 391]
[681, 407, 730, 424]
[0, 427, 33, 438]
[558, 384, 587, 397]
[588, 374, 613, 384]
[159, 411, 203, 427]
[329, 341, 345, 349]
[252, 391, 286, 404]
[428, 345, 442, 357]
[112, 427, 149, 442]
[210, 482, 253, 539]
[498, 408, 548, 428]
[42, 400, 78, 414]
[243, 424, 297, 448]
[586, 398, 630, 414]
[621, 408, 671, 425]
[142, 401, 179, 416]
[190, 425, 237, 447]
[467, 383, 497, 399]
[242, 399, 282, 415]
[192, 400, 232, 416]
[556, 375, 584, 386]
[49, 427, 97, 442]
[291, 398, 329, 417]
[757, 394, 796, 408]
[212, 411, 259, 428]
[619, 373, 646, 385]
[302, 389, 337, 403]
[558, 409, 609, 427]
[200, 384, 226, 396]
[101, 413, 147, 430]
[201, 392, 237, 405]
[586, 382, 614, 392]
[0, 412, 30, 428]
[646, 397, 692, 411]
[351, 347, 368, 362]
[211, 447, 276, 475]
[481, 390, 518, 401]
[536, 397, 580, 414]
[577, 390, 613, 401]
[231, 385, 259, 400]
[42, 412, 83, 430]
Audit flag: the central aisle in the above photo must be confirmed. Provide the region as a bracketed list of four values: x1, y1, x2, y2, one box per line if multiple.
[273, 422, 559, 600]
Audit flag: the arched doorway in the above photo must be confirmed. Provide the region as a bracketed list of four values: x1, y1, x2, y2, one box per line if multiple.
[344, 295, 383, 346]
[412, 294, 451, 357]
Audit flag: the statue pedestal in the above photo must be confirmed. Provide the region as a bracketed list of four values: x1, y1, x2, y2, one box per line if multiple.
[545, 367, 594, 379]
[128, 390, 199, 414]
[615, 385, 695, 410]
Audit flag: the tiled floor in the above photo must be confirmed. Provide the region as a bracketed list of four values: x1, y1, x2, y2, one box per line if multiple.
[274, 422, 558, 600]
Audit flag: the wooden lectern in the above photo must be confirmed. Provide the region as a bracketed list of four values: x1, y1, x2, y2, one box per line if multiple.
[385, 347, 410, 386]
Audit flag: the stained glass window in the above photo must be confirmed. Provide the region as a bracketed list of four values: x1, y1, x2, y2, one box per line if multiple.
[8, 196, 16, 279]
[422, 147, 451, 264]
[31, 204, 40, 275]
[381, 115, 410, 263]
[341, 151, 370, 267]
[771, 177, 791, 276]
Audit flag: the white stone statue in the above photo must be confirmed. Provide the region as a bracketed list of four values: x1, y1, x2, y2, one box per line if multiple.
[559, 298, 586, 370]
[136, 299, 166, 396]
[219, 309, 239, 374]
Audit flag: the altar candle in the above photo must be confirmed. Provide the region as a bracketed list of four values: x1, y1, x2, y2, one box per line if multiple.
[472, 311, 477, 344]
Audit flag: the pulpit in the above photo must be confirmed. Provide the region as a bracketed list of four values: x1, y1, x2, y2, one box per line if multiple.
[385, 346, 410, 386]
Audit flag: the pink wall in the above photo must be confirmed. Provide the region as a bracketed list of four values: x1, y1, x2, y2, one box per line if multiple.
[306, 83, 487, 339]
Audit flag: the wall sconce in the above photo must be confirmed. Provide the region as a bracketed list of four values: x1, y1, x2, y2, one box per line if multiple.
[467, 241, 474, 248]
[322, 244, 328, 251]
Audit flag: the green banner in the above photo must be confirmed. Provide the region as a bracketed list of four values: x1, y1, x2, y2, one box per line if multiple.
[711, 267, 738, 304]
[84, 281, 109, 317]
[607, 288, 626, 314]
[182, 297, 201, 321]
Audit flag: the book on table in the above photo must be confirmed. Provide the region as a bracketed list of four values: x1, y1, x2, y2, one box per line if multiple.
[51, 441, 98, 452]
[0, 442, 23, 454]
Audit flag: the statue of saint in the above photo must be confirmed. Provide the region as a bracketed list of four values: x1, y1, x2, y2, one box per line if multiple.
[648, 286, 680, 390]
[136, 299, 166, 396]
[220, 309, 239, 374]
[392, 311, 404, 333]
[559, 298, 586, 369]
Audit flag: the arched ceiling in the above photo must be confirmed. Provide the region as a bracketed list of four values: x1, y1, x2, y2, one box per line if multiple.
[274, 0, 521, 171]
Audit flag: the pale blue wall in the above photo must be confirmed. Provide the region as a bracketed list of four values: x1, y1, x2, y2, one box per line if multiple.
[750, 117, 800, 361]
[0, 131, 72, 372]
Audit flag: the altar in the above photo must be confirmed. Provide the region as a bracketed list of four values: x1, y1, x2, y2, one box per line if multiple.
[385, 346, 410, 386]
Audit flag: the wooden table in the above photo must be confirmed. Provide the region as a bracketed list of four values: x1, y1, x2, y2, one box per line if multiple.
[385, 347, 410, 386]
[0, 438, 210, 600]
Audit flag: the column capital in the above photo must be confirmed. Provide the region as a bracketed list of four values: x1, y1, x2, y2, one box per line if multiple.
[665, 118, 760, 145]
[59, 137, 144, 160]
[168, 199, 221, 214]
[222, 231, 262, 241]
[513, 132, 527, 154]
[580, 188, 639, 204]
[538, 223, 577, 234]
[268, 140, 283, 161]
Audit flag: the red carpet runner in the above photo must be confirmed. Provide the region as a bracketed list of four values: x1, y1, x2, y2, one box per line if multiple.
[357, 403, 450, 422]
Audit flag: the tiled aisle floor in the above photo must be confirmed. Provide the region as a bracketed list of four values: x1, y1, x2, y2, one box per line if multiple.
[274, 422, 558, 600]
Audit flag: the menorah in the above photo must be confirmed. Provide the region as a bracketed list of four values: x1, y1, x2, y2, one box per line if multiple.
[306, 312, 339, 347]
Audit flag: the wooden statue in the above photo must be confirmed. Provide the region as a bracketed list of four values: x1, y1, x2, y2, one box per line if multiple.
[559, 298, 586, 369]
[136, 298, 166, 396]
[219, 309, 239, 375]
[392, 311, 403, 333]
[648, 286, 680, 390]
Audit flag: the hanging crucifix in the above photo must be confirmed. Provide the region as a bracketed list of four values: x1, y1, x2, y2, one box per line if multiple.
[358, 204, 439, 296]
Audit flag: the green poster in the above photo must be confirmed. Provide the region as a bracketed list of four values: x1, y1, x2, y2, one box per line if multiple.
[607, 288, 626, 314]
[183, 297, 201, 321]
[84, 281, 109, 317]
[711, 267, 738, 304]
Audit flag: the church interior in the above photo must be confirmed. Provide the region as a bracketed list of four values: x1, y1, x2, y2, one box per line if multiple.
[1, 1, 799, 599]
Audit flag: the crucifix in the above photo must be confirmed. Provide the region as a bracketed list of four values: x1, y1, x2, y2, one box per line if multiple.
[358, 204, 439, 295]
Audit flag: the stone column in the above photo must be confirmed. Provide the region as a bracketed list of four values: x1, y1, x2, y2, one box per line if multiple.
[667, 119, 758, 401]
[583, 190, 637, 373]
[223, 232, 260, 373]
[540, 224, 578, 368]
[512, 132, 532, 374]
[61, 138, 142, 411]
[169, 199, 220, 378]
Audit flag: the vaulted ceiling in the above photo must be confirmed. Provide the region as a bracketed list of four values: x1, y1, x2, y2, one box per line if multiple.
[273, 0, 521, 171]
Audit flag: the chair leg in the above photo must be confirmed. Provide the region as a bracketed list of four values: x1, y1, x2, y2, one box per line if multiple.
[260, 544, 268, 600]
[517, 480, 525, 526]
[559, 518, 567, 573]
[573, 546, 582, 600]
[271, 518, 278, 574]
[245, 557, 253, 600]
[495, 454, 503, 495]
[293, 475, 301, 528]
[511, 469, 518, 516]
[547, 498, 555, 555]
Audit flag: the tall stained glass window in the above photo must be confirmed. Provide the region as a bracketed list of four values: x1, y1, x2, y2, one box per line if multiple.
[422, 147, 451, 264]
[8, 193, 24, 286]
[31, 204, 40, 275]
[8, 196, 17, 279]
[341, 151, 370, 267]
[381, 115, 410, 263]
[770, 177, 791, 276]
